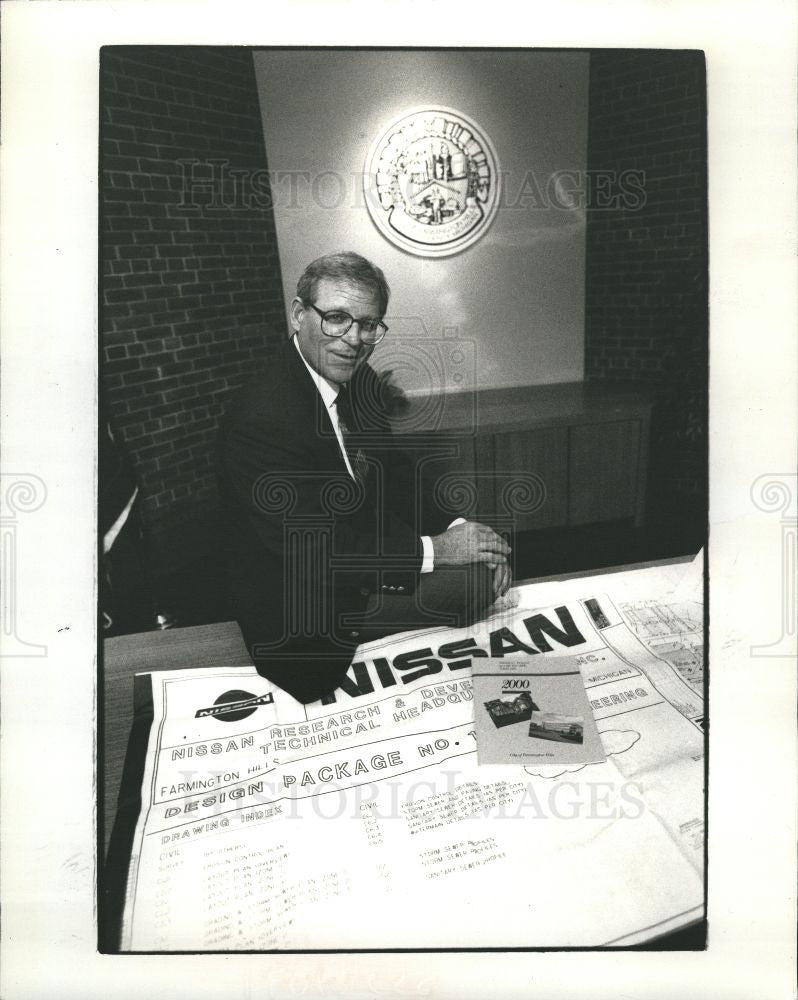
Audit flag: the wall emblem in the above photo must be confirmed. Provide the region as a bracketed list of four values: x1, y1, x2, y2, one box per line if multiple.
[364, 106, 500, 258]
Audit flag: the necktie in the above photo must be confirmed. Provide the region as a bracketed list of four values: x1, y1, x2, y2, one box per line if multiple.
[335, 386, 369, 485]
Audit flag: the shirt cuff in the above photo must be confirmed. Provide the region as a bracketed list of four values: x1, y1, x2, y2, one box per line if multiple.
[420, 535, 434, 574]
[420, 518, 467, 574]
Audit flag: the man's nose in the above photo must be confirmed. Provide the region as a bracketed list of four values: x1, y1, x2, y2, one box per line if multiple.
[341, 322, 367, 348]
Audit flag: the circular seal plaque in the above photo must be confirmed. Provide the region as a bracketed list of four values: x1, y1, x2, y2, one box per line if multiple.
[364, 106, 500, 258]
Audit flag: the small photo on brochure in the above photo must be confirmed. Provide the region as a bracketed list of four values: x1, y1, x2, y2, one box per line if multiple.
[528, 712, 585, 745]
[483, 692, 539, 729]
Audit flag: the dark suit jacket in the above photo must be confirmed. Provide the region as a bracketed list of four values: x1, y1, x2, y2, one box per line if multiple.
[217, 338, 432, 704]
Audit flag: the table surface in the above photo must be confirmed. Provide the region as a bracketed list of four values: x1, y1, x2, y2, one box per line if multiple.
[102, 553, 695, 859]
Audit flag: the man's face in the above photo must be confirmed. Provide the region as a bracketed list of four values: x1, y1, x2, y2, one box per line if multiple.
[290, 277, 381, 386]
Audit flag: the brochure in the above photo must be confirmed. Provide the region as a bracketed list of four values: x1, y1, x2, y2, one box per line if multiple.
[473, 656, 607, 766]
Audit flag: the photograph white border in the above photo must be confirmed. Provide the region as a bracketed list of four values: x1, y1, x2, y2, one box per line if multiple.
[1, 1, 796, 998]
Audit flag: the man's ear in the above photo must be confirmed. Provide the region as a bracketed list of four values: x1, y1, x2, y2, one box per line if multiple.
[289, 297, 305, 333]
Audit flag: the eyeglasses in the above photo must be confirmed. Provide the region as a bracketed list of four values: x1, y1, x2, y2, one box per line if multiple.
[307, 303, 388, 345]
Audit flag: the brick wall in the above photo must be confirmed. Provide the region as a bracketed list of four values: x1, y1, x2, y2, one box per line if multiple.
[101, 47, 285, 569]
[584, 51, 708, 518]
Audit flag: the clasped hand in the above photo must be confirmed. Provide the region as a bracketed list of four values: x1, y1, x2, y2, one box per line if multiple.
[430, 520, 512, 598]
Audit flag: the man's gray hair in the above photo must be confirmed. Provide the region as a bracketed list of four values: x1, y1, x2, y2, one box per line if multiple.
[296, 251, 390, 316]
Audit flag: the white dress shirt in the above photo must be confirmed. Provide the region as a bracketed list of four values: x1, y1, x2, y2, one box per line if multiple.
[291, 336, 463, 573]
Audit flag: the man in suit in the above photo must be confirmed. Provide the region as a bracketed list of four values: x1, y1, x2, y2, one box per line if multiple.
[218, 251, 510, 704]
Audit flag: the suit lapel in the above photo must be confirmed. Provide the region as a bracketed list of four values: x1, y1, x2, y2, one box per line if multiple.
[280, 338, 352, 479]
